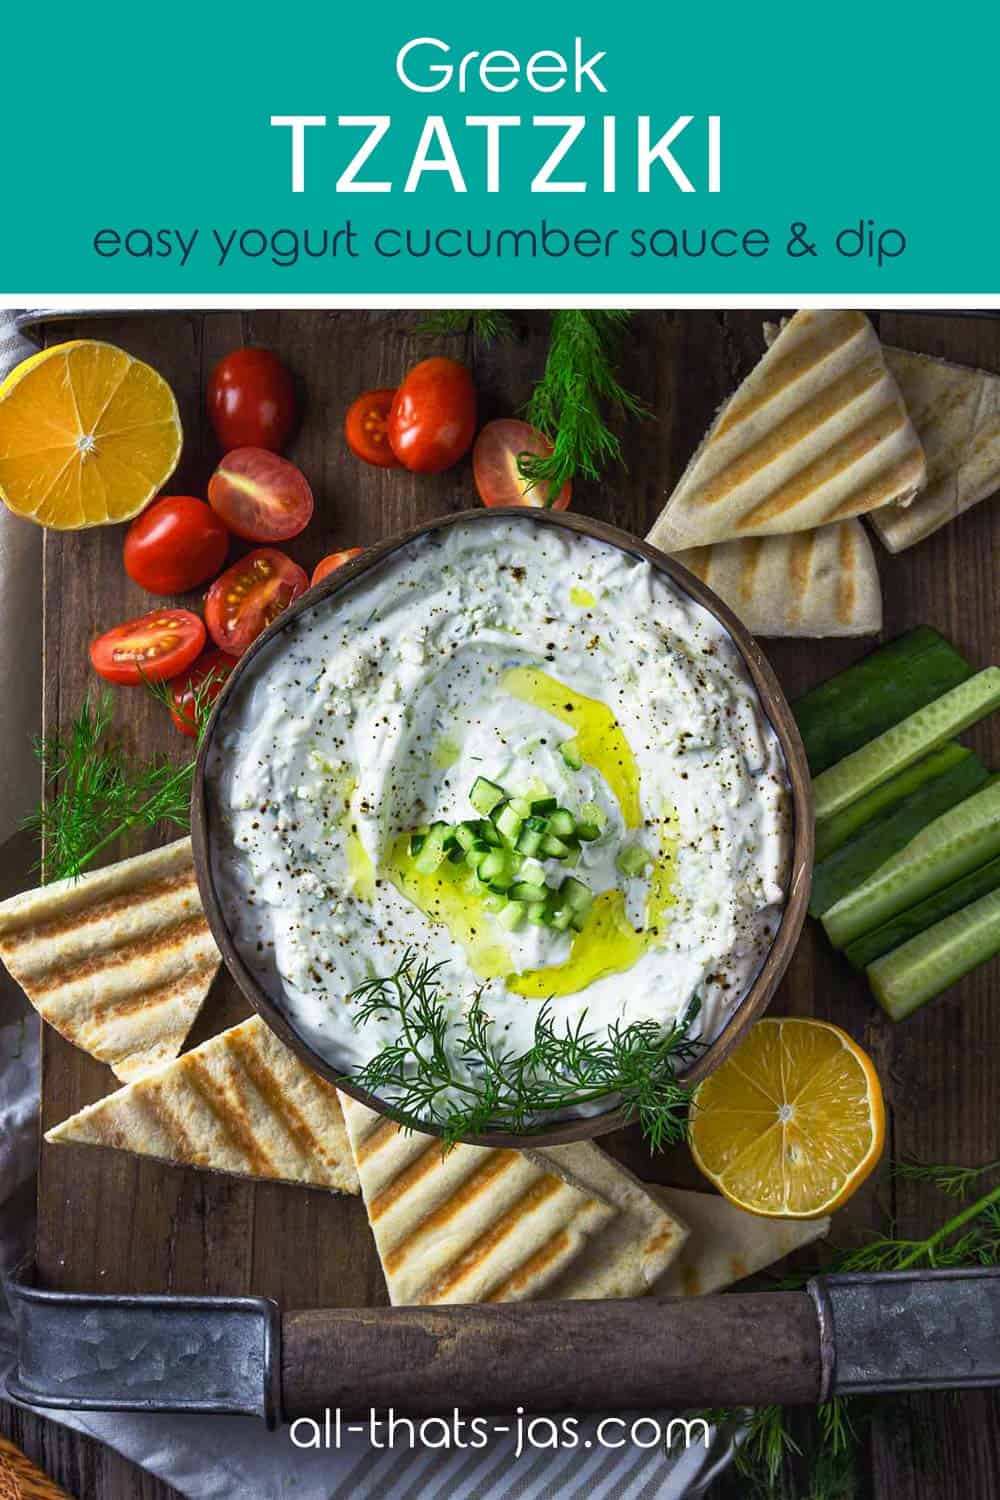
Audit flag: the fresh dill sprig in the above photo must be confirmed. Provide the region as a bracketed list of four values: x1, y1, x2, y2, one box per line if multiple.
[25, 693, 194, 882]
[685, 1167, 1000, 1497]
[519, 310, 649, 502]
[141, 664, 230, 741]
[344, 948, 699, 1148]
[416, 309, 516, 343]
[893, 1156, 1000, 1199]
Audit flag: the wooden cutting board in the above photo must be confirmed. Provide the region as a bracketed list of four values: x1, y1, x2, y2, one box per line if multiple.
[30, 310, 1000, 1496]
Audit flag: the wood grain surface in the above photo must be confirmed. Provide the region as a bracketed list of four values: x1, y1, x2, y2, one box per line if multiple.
[4, 309, 998, 1499]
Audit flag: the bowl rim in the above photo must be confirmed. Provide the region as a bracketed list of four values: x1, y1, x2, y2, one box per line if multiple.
[191, 506, 814, 1148]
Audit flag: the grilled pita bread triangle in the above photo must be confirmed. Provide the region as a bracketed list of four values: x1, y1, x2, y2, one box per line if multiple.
[651, 310, 925, 549]
[0, 839, 220, 1081]
[529, 1141, 688, 1297]
[650, 1186, 829, 1297]
[670, 518, 882, 638]
[46, 1015, 359, 1193]
[869, 346, 1000, 552]
[339, 1093, 616, 1305]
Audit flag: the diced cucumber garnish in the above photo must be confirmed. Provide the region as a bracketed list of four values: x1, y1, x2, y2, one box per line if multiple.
[549, 906, 575, 931]
[516, 828, 544, 857]
[812, 668, 1000, 823]
[495, 803, 524, 841]
[548, 808, 576, 838]
[454, 822, 480, 851]
[559, 876, 593, 912]
[510, 881, 549, 903]
[617, 841, 651, 877]
[414, 824, 449, 874]
[470, 776, 506, 815]
[482, 891, 507, 914]
[867, 888, 1000, 1021]
[497, 900, 525, 931]
[479, 849, 514, 885]
[559, 738, 584, 771]
[408, 830, 427, 856]
[581, 801, 606, 828]
[527, 900, 551, 925]
[574, 820, 601, 842]
[519, 857, 546, 885]
[530, 796, 558, 816]
[541, 833, 573, 859]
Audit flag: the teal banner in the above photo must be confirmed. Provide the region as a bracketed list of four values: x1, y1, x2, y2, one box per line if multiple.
[4, 0, 996, 294]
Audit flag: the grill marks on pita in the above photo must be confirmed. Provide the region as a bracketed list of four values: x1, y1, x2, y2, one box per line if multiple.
[0, 839, 220, 1081]
[45, 1016, 360, 1193]
[670, 519, 882, 638]
[339, 1094, 615, 1305]
[651, 310, 925, 549]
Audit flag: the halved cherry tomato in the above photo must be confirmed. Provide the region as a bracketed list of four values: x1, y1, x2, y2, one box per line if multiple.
[388, 358, 476, 474]
[208, 348, 297, 452]
[169, 648, 235, 737]
[472, 420, 572, 511]
[311, 548, 363, 586]
[345, 389, 399, 468]
[208, 448, 314, 544]
[90, 609, 206, 685]
[204, 548, 308, 656]
[124, 495, 230, 595]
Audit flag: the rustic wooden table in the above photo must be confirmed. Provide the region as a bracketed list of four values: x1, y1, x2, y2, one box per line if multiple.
[3, 309, 998, 1499]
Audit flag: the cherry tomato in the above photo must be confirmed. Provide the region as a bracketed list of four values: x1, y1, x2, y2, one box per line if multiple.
[169, 648, 235, 737]
[345, 389, 399, 468]
[90, 609, 206, 685]
[472, 420, 572, 511]
[123, 495, 230, 595]
[388, 358, 477, 474]
[207, 448, 314, 543]
[204, 548, 308, 656]
[208, 348, 297, 452]
[311, 549, 363, 586]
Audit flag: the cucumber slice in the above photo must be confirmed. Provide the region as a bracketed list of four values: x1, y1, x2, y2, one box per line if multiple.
[808, 753, 987, 918]
[823, 774, 1000, 949]
[574, 820, 602, 842]
[408, 830, 428, 856]
[560, 738, 584, 771]
[470, 776, 505, 816]
[478, 849, 512, 883]
[496, 900, 525, 932]
[812, 669, 1000, 823]
[540, 833, 573, 859]
[510, 881, 549, 904]
[454, 822, 481, 852]
[867, 888, 1000, 1021]
[482, 891, 507, 914]
[814, 743, 971, 862]
[617, 841, 651, 877]
[793, 627, 973, 776]
[549, 907, 575, 932]
[845, 854, 1000, 970]
[526, 900, 550, 925]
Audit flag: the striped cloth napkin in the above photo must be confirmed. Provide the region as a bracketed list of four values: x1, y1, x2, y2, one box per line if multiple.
[0, 309, 732, 1500]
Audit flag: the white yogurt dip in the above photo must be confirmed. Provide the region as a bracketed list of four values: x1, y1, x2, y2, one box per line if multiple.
[208, 517, 791, 1106]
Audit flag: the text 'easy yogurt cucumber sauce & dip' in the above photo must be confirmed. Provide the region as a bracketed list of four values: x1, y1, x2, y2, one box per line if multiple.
[208, 518, 791, 1111]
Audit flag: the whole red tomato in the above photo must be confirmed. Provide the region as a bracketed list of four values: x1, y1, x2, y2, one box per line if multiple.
[208, 348, 297, 452]
[388, 358, 476, 473]
[204, 549, 308, 656]
[124, 496, 230, 595]
[345, 389, 399, 468]
[312, 549, 363, 586]
[169, 648, 234, 737]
